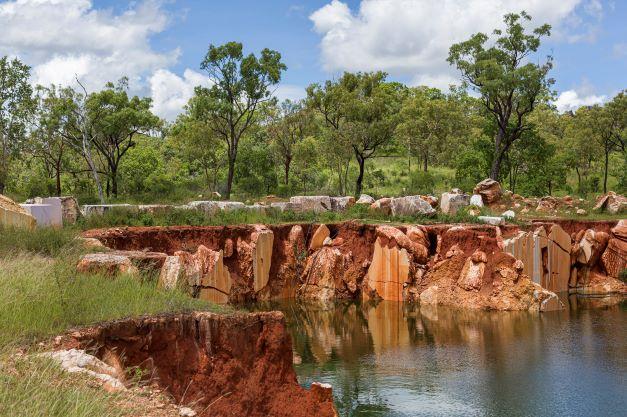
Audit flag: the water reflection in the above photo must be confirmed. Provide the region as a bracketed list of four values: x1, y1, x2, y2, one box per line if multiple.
[250, 297, 626, 417]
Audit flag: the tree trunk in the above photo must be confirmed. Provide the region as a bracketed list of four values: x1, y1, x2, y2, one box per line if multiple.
[284, 156, 291, 185]
[355, 154, 365, 197]
[423, 152, 428, 172]
[55, 168, 61, 196]
[490, 129, 505, 180]
[603, 150, 609, 194]
[111, 168, 118, 197]
[225, 155, 235, 200]
[82, 137, 105, 204]
[0, 181, 4, 195]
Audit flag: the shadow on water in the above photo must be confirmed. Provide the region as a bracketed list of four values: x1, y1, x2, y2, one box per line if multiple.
[249, 296, 626, 417]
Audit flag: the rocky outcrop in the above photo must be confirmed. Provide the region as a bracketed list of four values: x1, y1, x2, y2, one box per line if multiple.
[473, 179, 502, 205]
[356, 194, 375, 204]
[299, 246, 349, 301]
[330, 196, 355, 211]
[593, 192, 627, 214]
[62, 312, 337, 417]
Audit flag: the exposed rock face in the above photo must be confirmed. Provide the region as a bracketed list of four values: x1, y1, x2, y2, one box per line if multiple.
[41, 349, 125, 392]
[536, 196, 558, 213]
[174, 245, 232, 303]
[289, 196, 331, 213]
[76, 253, 139, 276]
[503, 224, 571, 293]
[64, 312, 337, 417]
[593, 192, 627, 214]
[390, 195, 436, 216]
[473, 179, 502, 205]
[440, 191, 470, 215]
[365, 237, 411, 301]
[299, 246, 348, 301]
[601, 220, 626, 279]
[82, 220, 622, 311]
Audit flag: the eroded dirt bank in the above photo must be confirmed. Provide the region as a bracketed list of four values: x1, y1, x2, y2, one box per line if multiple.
[80, 219, 626, 310]
[61, 311, 336, 417]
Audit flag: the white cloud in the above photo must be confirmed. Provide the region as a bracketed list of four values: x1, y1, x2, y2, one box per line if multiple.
[310, 0, 603, 89]
[149, 69, 212, 121]
[554, 90, 605, 112]
[0, 0, 178, 93]
[273, 84, 306, 102]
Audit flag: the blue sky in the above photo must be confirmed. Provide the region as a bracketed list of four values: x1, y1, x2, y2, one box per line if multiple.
[1, 0, 625, 119]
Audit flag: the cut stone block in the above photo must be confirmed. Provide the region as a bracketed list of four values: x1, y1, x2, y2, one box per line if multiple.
[366, 237, 410, 301]
[20, 203, 62, 227]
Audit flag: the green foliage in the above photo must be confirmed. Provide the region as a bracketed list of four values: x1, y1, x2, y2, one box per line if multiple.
[408, 171, 436, 195]
[0, 56, 35, 193]
[448, 11, 554, 180]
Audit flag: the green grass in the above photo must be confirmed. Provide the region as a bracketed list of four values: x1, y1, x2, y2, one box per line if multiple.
[0, 226, 224, 348]
[0, 355, 127, 417]
[76, 203, 491, 230]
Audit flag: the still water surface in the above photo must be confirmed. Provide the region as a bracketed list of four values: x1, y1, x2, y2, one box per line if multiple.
[250, 297, 626, 417]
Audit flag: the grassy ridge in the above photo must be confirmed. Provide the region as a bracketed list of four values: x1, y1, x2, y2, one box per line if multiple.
[0, 226, 225, 417]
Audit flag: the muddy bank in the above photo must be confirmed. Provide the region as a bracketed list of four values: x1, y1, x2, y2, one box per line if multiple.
[61, 311, 336, 417]
[80, 220, 626, 310]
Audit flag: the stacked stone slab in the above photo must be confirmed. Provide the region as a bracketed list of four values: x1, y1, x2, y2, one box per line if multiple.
[440, 189, 470, 215]
[0, 194, 36, 229]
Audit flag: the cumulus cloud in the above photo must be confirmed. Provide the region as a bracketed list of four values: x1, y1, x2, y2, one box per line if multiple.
[149, 69, 213, 121]
[554, 90, 605, 112]
[310, 0, 603, 89]
[0, 0, 178, 93]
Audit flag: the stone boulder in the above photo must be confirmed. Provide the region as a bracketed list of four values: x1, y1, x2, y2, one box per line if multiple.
[473, 179, 502, 205]
[76, 253, 139, 276]
[390, 195, 436, 217]
[593, 192, 627, 214]
[477, 216, 504, 226]
[440, 191, 470, 215]
[309, 224, 331, 251]
[469, 194, 484, 207]
[82, 204, 138, 216]
[370, 197, 392, 215]
[330, 196, 355, 212]
[0, 194, 36, 229]
[356, 194, 375, 204]
[601, 220, 627, 278]
[457, 250, 487, 291]
[420, 195, 439, 208]
[289, 196, 331, 213]
[375, 225, 428, 263]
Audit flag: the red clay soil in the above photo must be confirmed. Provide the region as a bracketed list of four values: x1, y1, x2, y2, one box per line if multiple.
[64, 311, 336, 417]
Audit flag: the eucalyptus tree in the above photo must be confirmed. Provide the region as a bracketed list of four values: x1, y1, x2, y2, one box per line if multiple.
[193, 42, 286, 198]
[308, 71, 401, 196]
[86, 79, 161, 197]
[30, 85, 70, 196]
[0, 56, 34, 194]
[448, 11, 554, 180]
[266, 99, 313, 185]
[396, 87, 464, 174]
